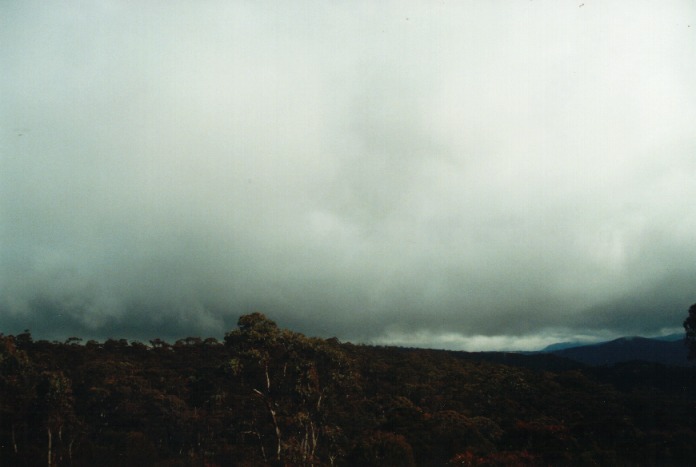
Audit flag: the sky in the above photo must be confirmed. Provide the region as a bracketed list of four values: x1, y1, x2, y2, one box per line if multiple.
[1, 0, 695, 351]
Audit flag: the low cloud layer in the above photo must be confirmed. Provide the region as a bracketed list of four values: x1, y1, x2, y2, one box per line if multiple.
[2, 1, 695, 349]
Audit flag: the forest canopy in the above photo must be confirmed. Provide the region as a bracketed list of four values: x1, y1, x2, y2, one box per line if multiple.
[2, 313, 696, 466]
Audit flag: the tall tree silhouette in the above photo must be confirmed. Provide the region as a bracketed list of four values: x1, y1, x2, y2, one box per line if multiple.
[683, 303, 696, 359]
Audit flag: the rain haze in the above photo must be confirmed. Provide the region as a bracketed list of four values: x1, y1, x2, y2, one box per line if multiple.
[2, 1, 695, 350]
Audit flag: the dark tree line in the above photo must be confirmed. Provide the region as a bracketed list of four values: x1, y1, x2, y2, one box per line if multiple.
[2, 311, 696, 466]
[684, 303, 696, 360]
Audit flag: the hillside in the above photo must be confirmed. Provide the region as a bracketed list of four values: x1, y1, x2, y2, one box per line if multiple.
[549, 336, 691, 367]
[2, 314, 696, 466]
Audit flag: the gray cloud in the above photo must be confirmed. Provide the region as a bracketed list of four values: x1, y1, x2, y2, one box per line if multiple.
[1, 1, 695, 349]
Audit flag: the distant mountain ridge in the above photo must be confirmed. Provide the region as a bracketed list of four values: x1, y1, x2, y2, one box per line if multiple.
[542, 334, 691, 367]
[541, 341, 589, 352]
[540, 333, 683, 353]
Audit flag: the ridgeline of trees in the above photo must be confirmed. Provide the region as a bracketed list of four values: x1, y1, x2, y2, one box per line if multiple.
[2, 311, 696, 466]
[683, 303, 696, 360]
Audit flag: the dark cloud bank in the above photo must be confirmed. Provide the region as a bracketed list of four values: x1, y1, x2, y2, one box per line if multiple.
[1, 1, 695, 350]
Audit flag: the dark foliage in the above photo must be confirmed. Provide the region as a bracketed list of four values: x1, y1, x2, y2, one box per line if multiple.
[2, 314, 696, 466]
[684, 303, 696, 360]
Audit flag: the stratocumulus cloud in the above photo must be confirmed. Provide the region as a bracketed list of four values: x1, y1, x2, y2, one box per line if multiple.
[1, 1, 695, 349]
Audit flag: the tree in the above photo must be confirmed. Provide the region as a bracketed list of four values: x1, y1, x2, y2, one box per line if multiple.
[683, 303, 696, 360]
[224, 313, 358, 465]
[37, 371, 81, 466]
[0, 334, 38, 460]
[349, 431, 416, 467]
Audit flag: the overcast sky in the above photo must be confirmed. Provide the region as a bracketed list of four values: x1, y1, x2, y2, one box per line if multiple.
[1, 1, 695, 350]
